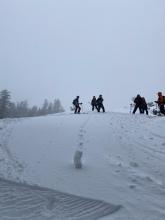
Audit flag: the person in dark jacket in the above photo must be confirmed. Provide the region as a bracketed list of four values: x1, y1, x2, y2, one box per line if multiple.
[97, 95, 105, 112]
[73, 96, 81, 114]
[91, 96, 98, 111]
[141, 97, 148, 115]
[155, 92, 165, 115]
[133, 94, 143, 114]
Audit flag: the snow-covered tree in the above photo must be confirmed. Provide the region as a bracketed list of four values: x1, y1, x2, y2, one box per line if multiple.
[0, 90, 11, 118]
[41, 99, 49, 115]
[53, 99, 64, 113]
[28, 106, 38, 117]
[0, 89, 65, 118]
[16, 101, 28, 117]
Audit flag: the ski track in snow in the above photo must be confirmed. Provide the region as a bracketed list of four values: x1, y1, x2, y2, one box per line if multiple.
[0, 119, 24, 181]
[103, 113, 165, 191]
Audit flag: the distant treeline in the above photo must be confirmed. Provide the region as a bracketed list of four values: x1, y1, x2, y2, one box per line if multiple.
[0, 89, 65, 119]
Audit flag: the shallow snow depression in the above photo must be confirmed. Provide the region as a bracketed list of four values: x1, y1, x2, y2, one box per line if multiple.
[0, 112, 165, 219]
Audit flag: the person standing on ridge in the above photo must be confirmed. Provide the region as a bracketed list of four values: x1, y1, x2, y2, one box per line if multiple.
[91, 96, 98, 111]
[155, 92, 165, 115]
[141, 97, 148, 115]
[133, 94, 143, 114]
[97, 95, 105, 112]
[72, 96, 82, 114]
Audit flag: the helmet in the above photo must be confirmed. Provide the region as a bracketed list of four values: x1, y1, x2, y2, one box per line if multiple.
[158, 92, 162, 96]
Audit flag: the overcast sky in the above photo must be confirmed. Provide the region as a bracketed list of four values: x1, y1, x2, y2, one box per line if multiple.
[0, 0, 165, 111]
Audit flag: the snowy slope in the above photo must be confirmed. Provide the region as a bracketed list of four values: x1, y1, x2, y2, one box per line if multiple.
[0, 112, 165, 220]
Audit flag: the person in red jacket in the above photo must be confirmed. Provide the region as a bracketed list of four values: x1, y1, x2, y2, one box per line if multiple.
[155, 92, 165, 115]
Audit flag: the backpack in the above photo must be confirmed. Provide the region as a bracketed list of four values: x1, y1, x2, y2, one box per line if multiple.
[72, 99, 77, 105]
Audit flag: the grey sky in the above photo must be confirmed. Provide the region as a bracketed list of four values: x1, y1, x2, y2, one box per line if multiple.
[0, 0, 165, 111]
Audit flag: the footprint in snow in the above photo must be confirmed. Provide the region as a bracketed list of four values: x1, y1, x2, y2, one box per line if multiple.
[129, 185, 136, 189]
[115, 170, 120, 173]
[129, 162, 139, 168]
[131, 178, 139, 184]
[79, 142, 83, 147]
[78, 134, 84, 138]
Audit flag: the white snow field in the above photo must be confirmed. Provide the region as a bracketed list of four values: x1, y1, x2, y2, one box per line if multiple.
[0, 112, 165, 220]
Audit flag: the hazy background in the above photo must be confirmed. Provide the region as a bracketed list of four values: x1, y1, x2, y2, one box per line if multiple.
[0, 0, 165, 111]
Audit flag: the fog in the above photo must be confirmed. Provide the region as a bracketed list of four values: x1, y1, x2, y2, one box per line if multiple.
[0, 0, 165, 111]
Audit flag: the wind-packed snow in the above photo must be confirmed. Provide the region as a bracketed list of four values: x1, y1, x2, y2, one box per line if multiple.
[0, 112, 165, 219]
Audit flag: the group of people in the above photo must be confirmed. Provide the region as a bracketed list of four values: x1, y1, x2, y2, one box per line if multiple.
[72, 92, 165, 115]
[91, 95, 105, 112]
[132, 95, 148, 115]
[72, 95, 105, 114]
[133, 92, 165, 115]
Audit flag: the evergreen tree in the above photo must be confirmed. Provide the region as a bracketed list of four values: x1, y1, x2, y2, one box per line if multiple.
[0, 89, 65, 119]
[29, 106, 38, 117]
[16, 101, 28, 117]
[41, 99, 49, 115]
[8, 102, 17, 118]
[53, 99, 64, 113]
[0, 90, 11, 118]
[48, 102, 53, 114]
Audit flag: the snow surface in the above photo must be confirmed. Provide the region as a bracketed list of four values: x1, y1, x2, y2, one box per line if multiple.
[0, 112, 165, 219]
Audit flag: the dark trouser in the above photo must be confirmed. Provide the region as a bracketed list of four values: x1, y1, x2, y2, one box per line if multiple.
[141, 106, 148, 115]
[74, 105, 81, 114]
[98, 104, 105, 112]
[92, 105, 98, 111]
[133, 105, 143, 114]
[159, 105, 165, 115]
